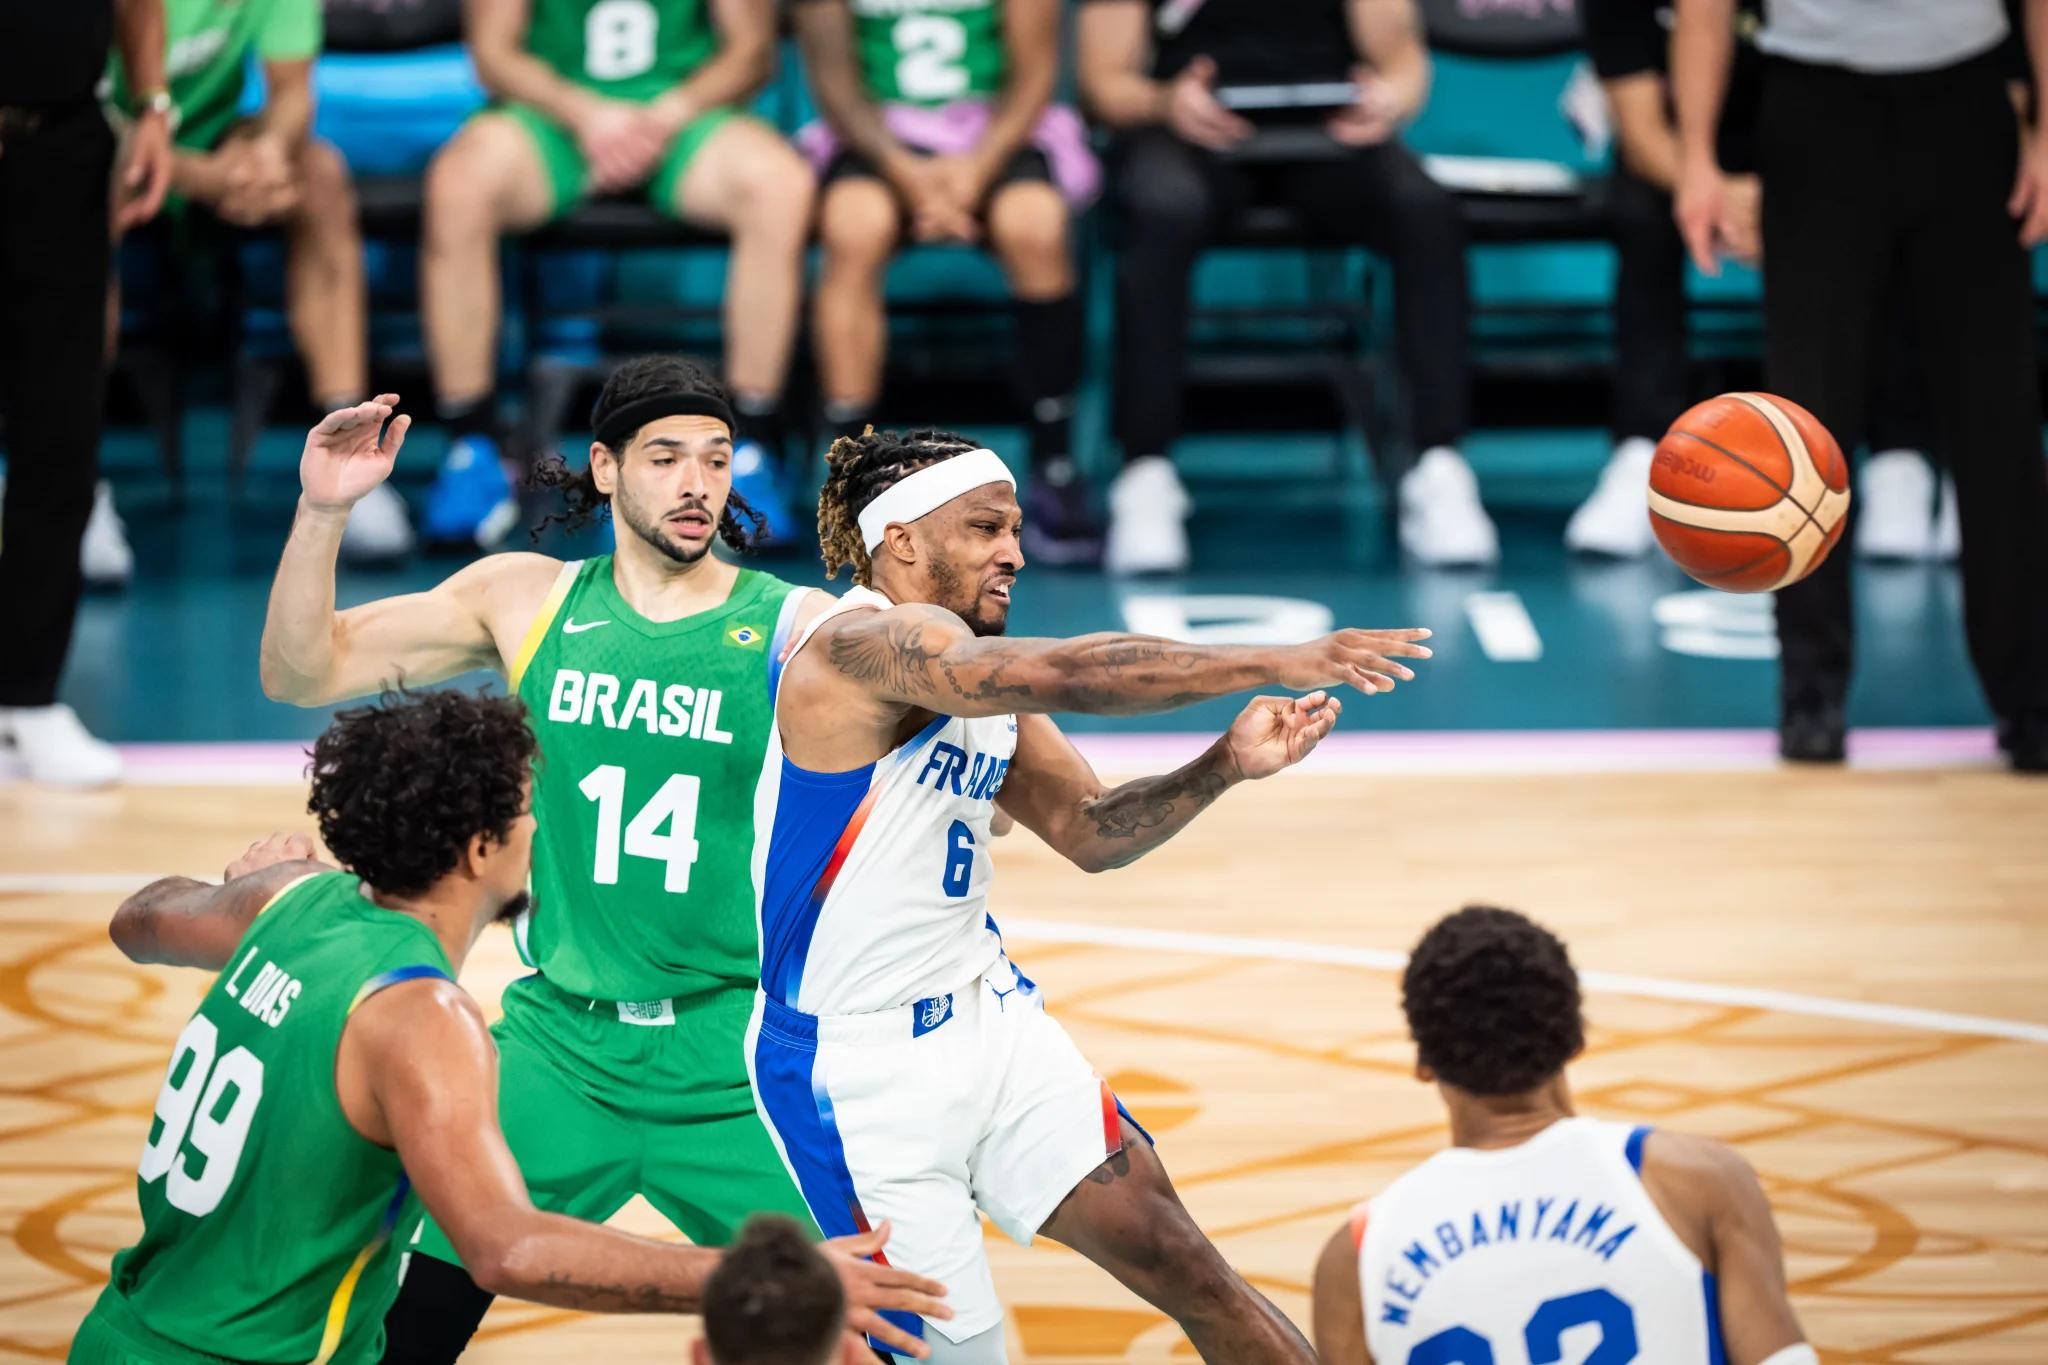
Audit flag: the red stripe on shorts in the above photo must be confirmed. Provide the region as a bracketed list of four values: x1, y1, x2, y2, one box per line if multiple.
[1098, 1077, 1122, 1156]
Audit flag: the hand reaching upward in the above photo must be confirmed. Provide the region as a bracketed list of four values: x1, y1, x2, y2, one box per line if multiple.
[300, 394, 411, 513]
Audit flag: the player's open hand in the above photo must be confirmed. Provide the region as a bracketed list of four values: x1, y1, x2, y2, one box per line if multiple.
[1281, 627, 1432, 695]
[1224, 692, 1343, 780]
[821, 1221, 951, 1358]
[223, 832, 320, 883]
[301, 395, 411, 513]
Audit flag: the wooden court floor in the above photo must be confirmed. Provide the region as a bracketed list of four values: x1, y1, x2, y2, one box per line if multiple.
[3, 765, 2046, 1362]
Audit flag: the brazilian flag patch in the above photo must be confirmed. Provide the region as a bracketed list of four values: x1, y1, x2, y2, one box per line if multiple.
[726, 624, 766, 650]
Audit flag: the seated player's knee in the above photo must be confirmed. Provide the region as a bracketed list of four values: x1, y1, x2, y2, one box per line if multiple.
[293, 140, 357, 221]
[1115, 149, 1209, 245]
[987, 186, 1070, 272]
[819, 180, 901, 268]
[423, 124, 518, 244]
[726, 141, 817, 243]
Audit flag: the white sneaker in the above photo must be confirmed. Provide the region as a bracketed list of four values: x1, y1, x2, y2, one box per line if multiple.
[0, 703, 123, 788]
[1856, 449, 1936, 560]
[82, 480, 134, 587]
[1104, 456, 1191, 575]
[1399, 446, 1499, 566]
[1932, 473, 1960, 561]
[341, 482, 417, 562]
[1564, 437, 1657, 557]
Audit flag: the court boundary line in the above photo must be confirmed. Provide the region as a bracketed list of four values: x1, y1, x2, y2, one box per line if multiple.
[0, 727, 2004, 786]
[4, 874, 2041, 1046]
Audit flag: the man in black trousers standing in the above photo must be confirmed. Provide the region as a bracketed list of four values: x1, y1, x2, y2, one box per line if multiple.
[1672, 0, 2048, 771]
[0, 0, 171, 785]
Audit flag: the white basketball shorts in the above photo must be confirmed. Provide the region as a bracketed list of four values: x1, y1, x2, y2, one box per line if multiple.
[746, 956, 1140, 1347]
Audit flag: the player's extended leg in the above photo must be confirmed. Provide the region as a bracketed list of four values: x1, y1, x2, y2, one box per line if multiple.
[1038, 1119, 1316, 1365]
[420, 112, 557, 410]
[667, 116, 815, 409]
[812, 175, 903, 424]
[283, 139, 367, 407]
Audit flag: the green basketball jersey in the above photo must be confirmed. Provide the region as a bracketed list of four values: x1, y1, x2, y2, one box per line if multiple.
[525, 0, 717, 103]
[510, 559, 808, 1005]
[850, 0, 1006, 105]
[88, 872, 452, 1365]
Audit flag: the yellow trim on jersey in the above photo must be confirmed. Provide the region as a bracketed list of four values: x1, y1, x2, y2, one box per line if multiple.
[507, 559, 582, 691]
[310, 1241, 379, 1364]
[253, 870, 324, 920]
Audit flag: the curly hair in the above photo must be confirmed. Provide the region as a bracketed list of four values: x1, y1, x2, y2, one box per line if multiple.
[529, 354, 765, 551]
[816, 426, 984, 584]
[306, 689, 537, 898]
[1401, 905, 1584, 1096]
[701, 1215, 845, 1365]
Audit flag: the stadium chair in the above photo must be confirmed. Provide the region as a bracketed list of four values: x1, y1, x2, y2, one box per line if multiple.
[228, 0, 484, 489]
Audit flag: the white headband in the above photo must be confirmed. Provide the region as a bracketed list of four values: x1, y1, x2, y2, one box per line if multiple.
[857, 448, 1017, 552]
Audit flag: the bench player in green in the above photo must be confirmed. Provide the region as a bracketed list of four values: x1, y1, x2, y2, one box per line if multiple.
[72, 689, 941, 1364]
[415, 0, 813, 544]
[256, 359, 943, 1360]
[791, 0, 1103, 560]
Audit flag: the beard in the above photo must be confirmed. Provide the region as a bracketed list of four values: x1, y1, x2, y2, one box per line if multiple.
[615, 486, 714, 565]
[493, 890, 532, 925]
[928, 556, 1009, 637]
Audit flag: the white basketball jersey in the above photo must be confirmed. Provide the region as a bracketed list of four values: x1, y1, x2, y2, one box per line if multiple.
[1357, 1118, 1724, 1364]
[752, 587, 1011, 1015]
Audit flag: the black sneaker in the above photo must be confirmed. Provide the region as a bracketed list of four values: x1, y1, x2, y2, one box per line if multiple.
[1021, 462, 1105, 567]
[1997, 710, 2048, 773]
[1779, 700, 1846, 764]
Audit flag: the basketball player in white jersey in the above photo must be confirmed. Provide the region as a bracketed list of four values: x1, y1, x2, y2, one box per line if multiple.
[1312, 905, 1814, 1365]
[750, 427, 1435, 1364]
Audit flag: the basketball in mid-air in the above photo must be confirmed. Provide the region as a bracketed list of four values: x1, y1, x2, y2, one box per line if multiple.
[1648, 392, 1850, 593]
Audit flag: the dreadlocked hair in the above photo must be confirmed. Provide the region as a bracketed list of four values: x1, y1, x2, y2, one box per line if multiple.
[817, 427, 983, 584]
[528, 354, 767, 551]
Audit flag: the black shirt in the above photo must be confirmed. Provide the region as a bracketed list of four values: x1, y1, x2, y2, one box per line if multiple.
[1580, 0, 1763, 171]
[1080, 0, 1356, 88]
[0, 0, 116, 106]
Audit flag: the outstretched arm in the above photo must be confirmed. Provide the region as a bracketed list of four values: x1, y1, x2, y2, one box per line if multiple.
[354, 984, 949, 1352]
[111, 841, 328, 969]
[999, 695, 1340, 871]
[818, 603, 1428, 719]
[260, 398, 554, 706]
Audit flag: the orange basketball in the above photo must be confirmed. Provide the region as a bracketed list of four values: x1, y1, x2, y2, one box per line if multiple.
[1649, 392, 1851, 593]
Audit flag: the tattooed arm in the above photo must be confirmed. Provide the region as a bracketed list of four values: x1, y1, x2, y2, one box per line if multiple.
[1000, 695, 1342, 872]
[818, 603, 1430, 719]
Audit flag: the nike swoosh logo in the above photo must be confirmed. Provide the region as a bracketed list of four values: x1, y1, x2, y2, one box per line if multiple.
[562, 618, 611, 634]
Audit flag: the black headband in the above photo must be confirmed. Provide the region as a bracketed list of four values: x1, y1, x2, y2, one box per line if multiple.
[592, 392, 737, 451]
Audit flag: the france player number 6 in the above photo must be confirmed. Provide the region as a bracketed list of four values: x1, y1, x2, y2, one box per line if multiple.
[942, 819, 976, 896]
[137, 1014, 265, 1217]
[580, 765, 704, 893]
[1408, 1288, 1638, 1364]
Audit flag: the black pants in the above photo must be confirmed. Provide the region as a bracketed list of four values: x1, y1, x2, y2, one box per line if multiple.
[1109, 125, 1472, 459]
[0, 100, 111, 706]
[1607, 160, 1938, 452]
[1759, 50, 2048, 722]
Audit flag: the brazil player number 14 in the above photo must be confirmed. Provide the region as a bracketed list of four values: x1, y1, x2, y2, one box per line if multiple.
[578, 764, 703, 893]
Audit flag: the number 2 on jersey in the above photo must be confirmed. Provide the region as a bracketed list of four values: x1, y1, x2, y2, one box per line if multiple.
[580, 765, 703, 893]
[138, 1015, 264, 1217]
[1408, 1288, 1637, 1364]
[893, 14, 970, 101]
